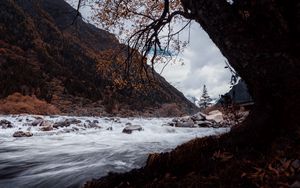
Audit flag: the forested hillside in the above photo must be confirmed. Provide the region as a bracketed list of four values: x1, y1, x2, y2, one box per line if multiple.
[0, 0, 197, 116]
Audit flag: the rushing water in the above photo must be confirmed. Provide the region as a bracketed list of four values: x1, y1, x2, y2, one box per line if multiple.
[0, 115, 229, 188]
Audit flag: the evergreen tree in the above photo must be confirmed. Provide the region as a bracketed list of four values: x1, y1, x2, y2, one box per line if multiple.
[199, 85, 212, 109]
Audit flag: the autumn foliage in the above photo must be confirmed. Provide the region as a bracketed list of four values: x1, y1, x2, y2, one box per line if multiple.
[0, 93, 60, 115]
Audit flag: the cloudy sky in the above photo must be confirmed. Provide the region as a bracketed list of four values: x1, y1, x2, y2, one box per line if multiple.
[154, 23, 232, 99]
[70, 1, 232, 99]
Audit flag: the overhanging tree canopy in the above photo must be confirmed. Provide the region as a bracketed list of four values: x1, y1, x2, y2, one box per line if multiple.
[76, 0, 300, 135]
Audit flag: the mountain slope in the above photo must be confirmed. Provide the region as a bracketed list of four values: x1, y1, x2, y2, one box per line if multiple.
[0, 0, 197, 116]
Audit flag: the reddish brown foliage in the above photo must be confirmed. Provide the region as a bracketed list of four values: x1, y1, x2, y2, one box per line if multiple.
[0, 92, 60, 115]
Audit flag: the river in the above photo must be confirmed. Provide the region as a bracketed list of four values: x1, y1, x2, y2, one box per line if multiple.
[0, 115, 229, 188]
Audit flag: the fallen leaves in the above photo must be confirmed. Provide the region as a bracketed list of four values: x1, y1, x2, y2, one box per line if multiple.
[212, 150, 233, 162]
[241, 157, 299, 187]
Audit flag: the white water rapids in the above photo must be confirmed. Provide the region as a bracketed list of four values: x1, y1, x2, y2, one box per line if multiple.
[0, 115, 229, 188]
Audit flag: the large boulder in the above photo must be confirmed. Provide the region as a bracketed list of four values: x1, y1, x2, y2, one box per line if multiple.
[206, 110, 224, 123]
[0, 119, 13, 128]
[122, 125, 143, 134]
[13, 131, 33, 137]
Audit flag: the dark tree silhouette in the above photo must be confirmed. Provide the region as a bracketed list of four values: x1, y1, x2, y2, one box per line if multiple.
[180, 0, 300, 141]
[199, 85, 212, 109]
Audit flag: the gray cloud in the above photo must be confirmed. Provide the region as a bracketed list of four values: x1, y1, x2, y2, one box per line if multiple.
[156, 24, 232, 98]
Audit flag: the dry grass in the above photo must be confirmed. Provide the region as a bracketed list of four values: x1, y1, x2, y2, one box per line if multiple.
[0, 92, 60, 115]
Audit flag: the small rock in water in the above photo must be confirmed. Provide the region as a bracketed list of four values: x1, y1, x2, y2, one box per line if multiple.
[195, 120, 213, 127]
[93, 120, 99, 124]
[53, 120, 71, 128]
[53, 118, 81, 129]
[0, 119, 13, 129]
[172, 118, 179, 122]
[65, 118, 81, 124]
[191, 112, 206, 121]
[40, 126, 53, 131]
[115, 119, 121, 123]
[106, 127, 113, 131]
[122, 125, 143, 134]
[13, 131, 33, 137]
[84, 121, 101, 128]
[175, 121, 196, 128]
[31, 119, 44, 126]
[107, 117, 121, 123]
[40, 121, 53, 131]
[125, 122, 132, 126]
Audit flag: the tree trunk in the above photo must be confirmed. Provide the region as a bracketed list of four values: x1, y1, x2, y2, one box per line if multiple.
[181, 0, 300, 137]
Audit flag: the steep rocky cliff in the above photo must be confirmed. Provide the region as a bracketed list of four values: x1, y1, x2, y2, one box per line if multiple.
[0, 0, 197, 116]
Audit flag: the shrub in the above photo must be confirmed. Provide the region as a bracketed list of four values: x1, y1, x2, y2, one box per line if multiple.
[0, 92, 60, 115]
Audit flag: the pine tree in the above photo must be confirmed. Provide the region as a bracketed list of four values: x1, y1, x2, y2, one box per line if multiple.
[199, 85, 212, 109]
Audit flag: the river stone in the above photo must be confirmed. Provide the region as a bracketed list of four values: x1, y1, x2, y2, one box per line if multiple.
[172, 118, 179, 122]
[0, 119, 13, 128]
[53, 118, 81, 128]
[122, 125, 143, 134]
[40, 126, 53, 131]
[40, 121, 53, 131]
[65, 118, 81, 124]
[84, 121, 101, 128]
[196, 120, 213, 127]
[175, 121, 196, 128]
[31, 119, 44, 126]
[191, 112, 207, 121]
[53, 120, 71, 128]
[167, 122, 175, 127]
[114, 118, 121, 123]
[93, 120, 99, 124]
[206, 110, 224, 123]
[13, 131, 33, 137]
